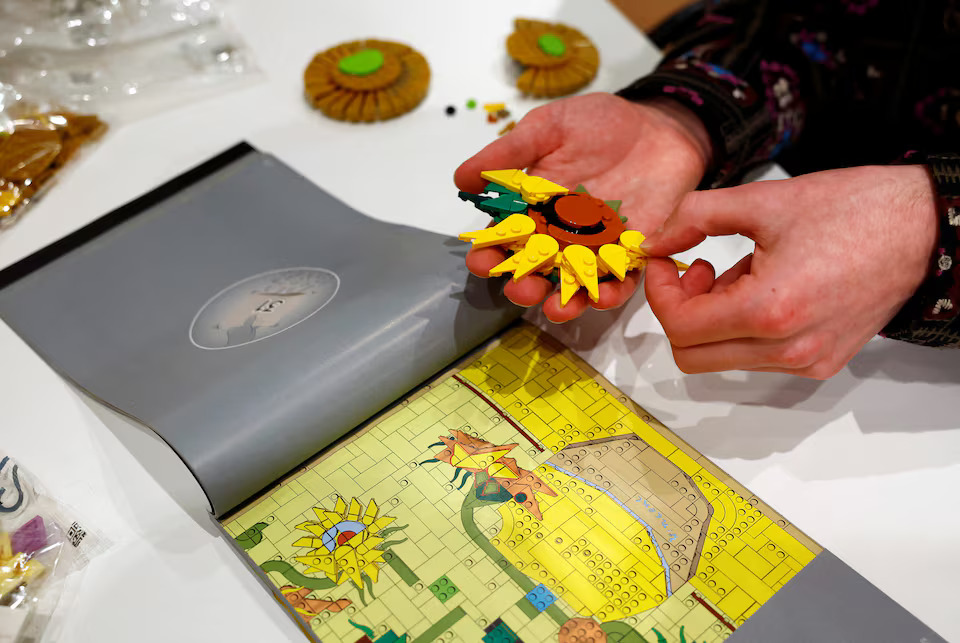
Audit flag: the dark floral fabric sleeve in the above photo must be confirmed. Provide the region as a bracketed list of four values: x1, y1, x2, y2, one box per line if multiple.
[616, 0, 829, 188]
[882, 153, 960, 346]
[616, 0, 960, 346]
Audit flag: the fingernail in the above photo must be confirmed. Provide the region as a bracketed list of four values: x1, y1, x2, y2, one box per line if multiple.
[639, 224, 664, 249]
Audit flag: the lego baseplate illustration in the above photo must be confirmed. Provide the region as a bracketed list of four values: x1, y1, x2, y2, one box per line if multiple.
[222, 325, 820, 643]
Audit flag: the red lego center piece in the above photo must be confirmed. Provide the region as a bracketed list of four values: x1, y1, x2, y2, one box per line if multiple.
[337, 531, 357, 545]
[555, 194, 606, 227]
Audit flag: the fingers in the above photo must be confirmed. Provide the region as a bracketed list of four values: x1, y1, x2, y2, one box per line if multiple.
[543, 290, 590, 322]
[670, 333, 826, 374]
[454, 107, 562, 193]
[711, 253, 752, 295]
[641, 182, 780, 256]
[465, 247, 507, 277]
[678, 258, 715, 297]
[543, 271, 641, 322]
[645, 257, 766, 345]
[503, 275, 554, 307]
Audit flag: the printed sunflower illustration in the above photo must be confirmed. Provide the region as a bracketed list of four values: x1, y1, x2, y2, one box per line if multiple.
[292, 497, 398, 587]
[303, 39, 430, 122]
[507, 19, 599, 97]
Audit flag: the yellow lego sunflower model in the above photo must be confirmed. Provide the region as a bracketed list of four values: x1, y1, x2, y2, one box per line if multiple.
[292, 497, 396, 586]
[303, 39, 430, 122]
[458, 169, 688, 305]
[507, 19, 599, 98]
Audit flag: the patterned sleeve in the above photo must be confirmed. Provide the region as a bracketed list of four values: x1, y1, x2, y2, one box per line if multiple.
[616, 0, 844, 188]
[881, 153, 960, 347]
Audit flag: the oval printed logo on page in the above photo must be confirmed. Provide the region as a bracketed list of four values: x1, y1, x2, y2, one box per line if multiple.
[189, 267, 340, 350]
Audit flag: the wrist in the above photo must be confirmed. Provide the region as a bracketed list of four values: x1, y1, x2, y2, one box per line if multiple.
[634, 97, 714, 175]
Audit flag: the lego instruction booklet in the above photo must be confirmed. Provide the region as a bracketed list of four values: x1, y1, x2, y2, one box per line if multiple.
[0, 145, 944, 643]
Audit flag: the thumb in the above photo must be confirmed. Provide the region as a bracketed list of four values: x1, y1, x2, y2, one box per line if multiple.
[640, 183, 777, 256]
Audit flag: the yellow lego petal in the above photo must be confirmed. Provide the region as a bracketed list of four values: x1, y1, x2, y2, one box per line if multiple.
[619, 230, 647, 255]
[488, 234, 559, 281]
[619, 229, 688, 271]
[458, 213, 536, 249]
[363, 499, 378, 524]
[451, 444, 470, 467]
[559, 261, 580, 306]
[347, 498, 362, 521]
[562, 245, 601, 302]
[480, 169, 527, 193]
[519, 175, 569, 204]
[334, 496, 347, 517]
[597, 244, 629, 281]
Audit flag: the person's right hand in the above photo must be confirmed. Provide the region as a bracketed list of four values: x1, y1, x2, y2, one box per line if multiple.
[454, 92, 712, 323]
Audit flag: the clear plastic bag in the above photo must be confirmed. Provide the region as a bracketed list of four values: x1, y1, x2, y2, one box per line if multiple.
[0, 453, 110, 643]
[0, 83, 107, 226]
[0, 0, 256, 120]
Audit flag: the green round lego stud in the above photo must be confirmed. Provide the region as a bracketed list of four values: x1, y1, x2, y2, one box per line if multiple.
[338, 48, 385, 76]
[537, 33, 567, 57]
[466, 98, 477, 109]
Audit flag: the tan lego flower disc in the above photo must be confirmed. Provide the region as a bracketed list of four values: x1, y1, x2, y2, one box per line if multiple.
[303, 39, 430, 122]
[507, 18, 599, 97]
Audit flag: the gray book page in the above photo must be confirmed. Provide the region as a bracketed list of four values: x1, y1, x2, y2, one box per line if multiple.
[0, 149, 520, 517]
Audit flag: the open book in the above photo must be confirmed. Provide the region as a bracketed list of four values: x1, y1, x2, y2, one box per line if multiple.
[0, 145, 944, 643]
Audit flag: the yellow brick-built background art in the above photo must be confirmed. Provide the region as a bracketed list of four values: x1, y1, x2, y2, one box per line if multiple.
[223, 324, 820, 643]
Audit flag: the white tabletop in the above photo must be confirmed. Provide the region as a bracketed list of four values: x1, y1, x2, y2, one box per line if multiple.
[1, 1, 957, 641]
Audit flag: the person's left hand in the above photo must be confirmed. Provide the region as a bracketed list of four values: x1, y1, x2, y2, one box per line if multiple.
[641, 165, 939, 379]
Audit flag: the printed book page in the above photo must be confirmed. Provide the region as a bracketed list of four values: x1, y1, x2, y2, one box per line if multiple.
[222, 323, 820, 643]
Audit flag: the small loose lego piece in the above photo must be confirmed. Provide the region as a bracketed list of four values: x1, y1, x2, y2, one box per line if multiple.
[498, 121, 516, 136]
[483, 102, 506, 113]
[488, 234, 559, 281]
[445, 105, 456, 116]
[458, 213, 535, 249]
[466, 99, 477, 109]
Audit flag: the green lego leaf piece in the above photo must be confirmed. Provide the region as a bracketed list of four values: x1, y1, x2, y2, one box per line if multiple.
[573, 184, 589, 193]
[604, 199, 622, 213]
[620, 215, 628, 223]
[481, 193, 528, 214]
[484, 182, 513, 194]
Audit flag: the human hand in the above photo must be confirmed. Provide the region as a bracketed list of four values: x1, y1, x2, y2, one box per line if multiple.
[454, 92, 711, 322]
[642, 165, 939, 379]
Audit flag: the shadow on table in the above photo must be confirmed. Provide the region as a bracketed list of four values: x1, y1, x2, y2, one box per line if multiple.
[548, 296, 960, 478]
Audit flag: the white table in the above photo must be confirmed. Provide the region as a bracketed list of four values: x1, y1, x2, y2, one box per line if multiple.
[2, 1, 957, 641]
